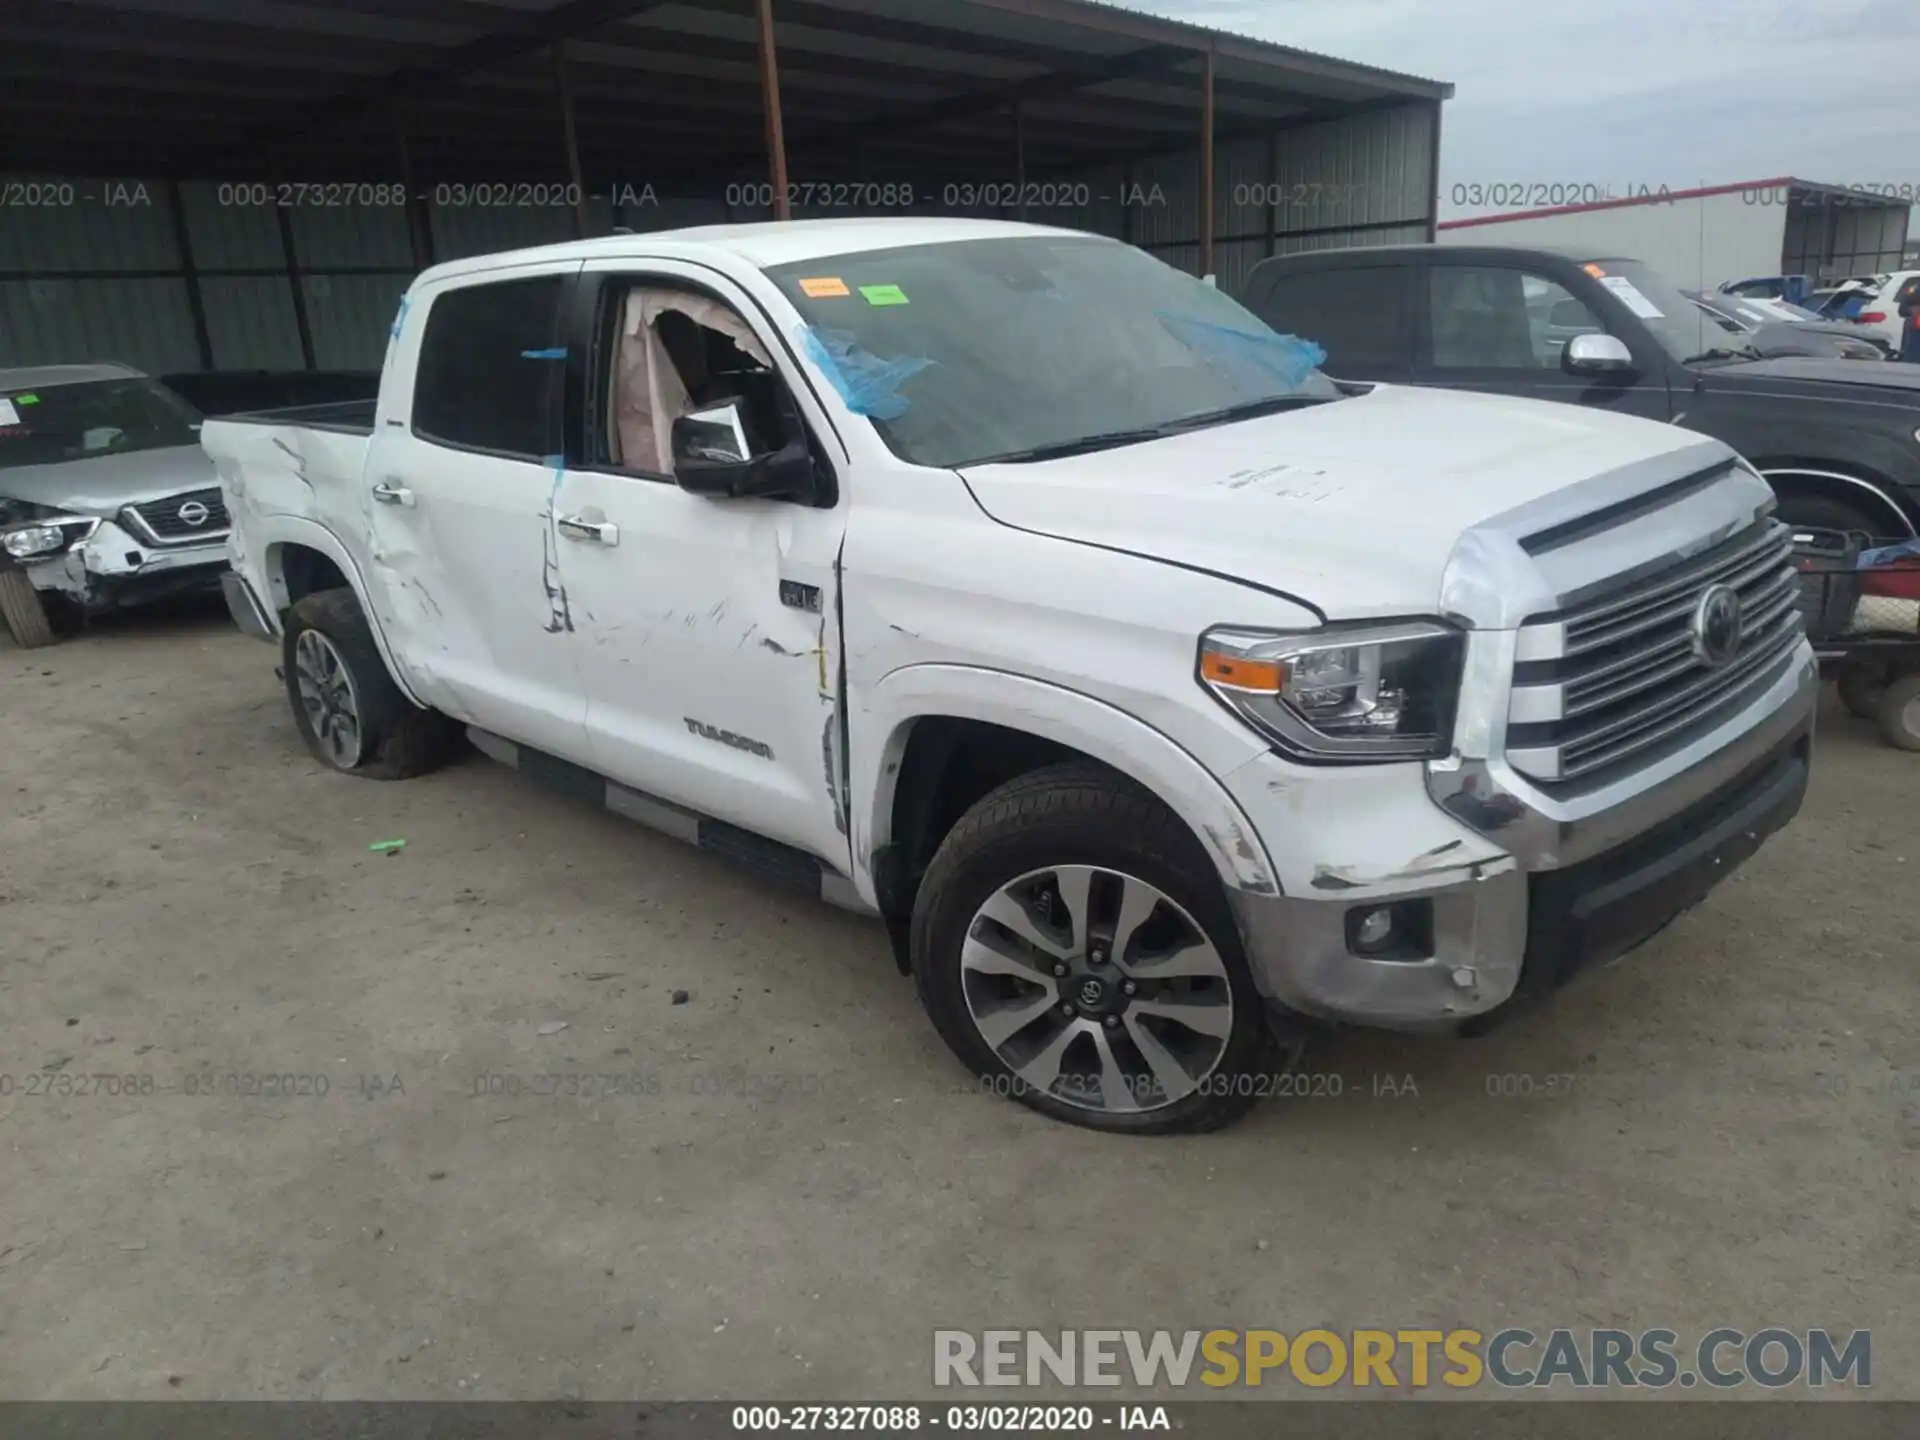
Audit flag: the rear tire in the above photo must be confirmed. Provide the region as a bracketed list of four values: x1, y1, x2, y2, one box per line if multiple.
[1876, 673, 1920, 752]
[282, 587, 460, 780]
[1837, 664, 1890, 720]
[910, 761, 1283, 1135]
[0, 566, 56, 649]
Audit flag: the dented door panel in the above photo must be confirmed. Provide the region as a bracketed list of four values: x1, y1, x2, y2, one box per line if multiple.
[553, 471, 849, 869]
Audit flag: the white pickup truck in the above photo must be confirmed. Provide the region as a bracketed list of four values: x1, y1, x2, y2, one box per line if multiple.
[204, 218, 1816, 1134]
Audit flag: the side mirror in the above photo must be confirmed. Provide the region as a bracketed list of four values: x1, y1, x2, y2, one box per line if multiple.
[671, 402, 812, 501]
[1563, 333, 1635, 375]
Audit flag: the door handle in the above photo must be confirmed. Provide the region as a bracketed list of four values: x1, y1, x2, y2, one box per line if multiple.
[370, 481, 414, 507]
[557, 514, 619, 545]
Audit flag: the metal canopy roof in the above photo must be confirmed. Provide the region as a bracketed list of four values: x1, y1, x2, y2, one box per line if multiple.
[1, 0, 1451, 186]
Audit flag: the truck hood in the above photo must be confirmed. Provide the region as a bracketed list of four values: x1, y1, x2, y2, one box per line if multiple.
[0, 443, 218, 518]
[958, 384, 1732, 621]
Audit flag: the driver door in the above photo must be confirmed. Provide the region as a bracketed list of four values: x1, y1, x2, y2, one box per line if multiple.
[549, 259, 853, 871]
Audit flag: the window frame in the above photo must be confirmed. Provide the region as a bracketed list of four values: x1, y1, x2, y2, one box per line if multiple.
[1246, 260, 1415, 381]
[409, 271, 570, 463]
[559, 264, 842, 509]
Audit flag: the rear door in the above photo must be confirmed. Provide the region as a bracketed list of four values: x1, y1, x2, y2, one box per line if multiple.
[1242, 260, 1414, 383]
[1414, 258, 1671, 420]
[359, 263, 593, 762]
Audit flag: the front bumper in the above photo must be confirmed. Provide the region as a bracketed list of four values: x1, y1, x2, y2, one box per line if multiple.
[22, 518, 227, 613]
[1225, 641, 1818, 1032]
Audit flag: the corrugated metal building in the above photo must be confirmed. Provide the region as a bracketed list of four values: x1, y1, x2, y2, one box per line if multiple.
[1437, 178, 1911, 292]
[0, 0, 1450, 375]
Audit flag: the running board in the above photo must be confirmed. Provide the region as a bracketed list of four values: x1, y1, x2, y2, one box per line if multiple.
[465, 727, 874, 915]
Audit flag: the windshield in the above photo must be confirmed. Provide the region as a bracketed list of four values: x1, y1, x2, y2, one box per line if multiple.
[1592, 260, 1759, 365]
[0, 377, 202, 471]
[765, 236, 1340, 468]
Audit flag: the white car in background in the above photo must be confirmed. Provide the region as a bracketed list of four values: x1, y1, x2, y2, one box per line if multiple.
[1846, 271, 1920, 350]
[0, 363, 230, 646]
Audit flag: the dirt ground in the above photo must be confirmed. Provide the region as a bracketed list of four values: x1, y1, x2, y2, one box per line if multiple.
[1, 603, 1916, 1403]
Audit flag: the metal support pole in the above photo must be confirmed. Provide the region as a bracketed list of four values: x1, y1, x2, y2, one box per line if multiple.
[1199, 46, 1215, 279]
[394, 108, 433, 270]
[1265, 128, 1279, 257]
[756, 0, 792, 220]
[1014, 100, 1027, 222]
[165, 180, 214, 371]
[1424, 99, 1443, 242]
[554, 43, 591, 238]
[269, 154, 316, 370]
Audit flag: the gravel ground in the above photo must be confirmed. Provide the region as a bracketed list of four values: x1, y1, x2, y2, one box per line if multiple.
[1, 604, 1915, 1402]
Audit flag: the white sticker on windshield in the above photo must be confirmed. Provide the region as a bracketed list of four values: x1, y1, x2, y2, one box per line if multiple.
[0, 399, 18, 426]
[1600, 275, 1664, 319]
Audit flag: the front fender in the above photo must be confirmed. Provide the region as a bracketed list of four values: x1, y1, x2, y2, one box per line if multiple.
[849, 664, 1279, 907]
[254, 517, 426, 708]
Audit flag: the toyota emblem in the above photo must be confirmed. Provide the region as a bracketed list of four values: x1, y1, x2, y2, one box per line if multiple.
[176, 500, 212, 527]
[1690, 583, 1743, 668]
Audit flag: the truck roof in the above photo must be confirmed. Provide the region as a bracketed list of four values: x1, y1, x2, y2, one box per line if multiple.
[0, 362, 145, 389]
[411, 217, 1090, 289]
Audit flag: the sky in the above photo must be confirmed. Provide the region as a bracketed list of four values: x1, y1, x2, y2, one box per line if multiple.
[1130, 0, 1918, 227]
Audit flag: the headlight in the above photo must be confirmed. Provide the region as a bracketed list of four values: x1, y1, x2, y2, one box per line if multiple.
[4, 524, 66, 558]
[1198, 621, 1465, 761]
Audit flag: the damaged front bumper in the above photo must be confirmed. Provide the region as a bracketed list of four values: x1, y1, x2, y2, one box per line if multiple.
[1220, 642, 1817, 1033]
[21, 517, 228, 613]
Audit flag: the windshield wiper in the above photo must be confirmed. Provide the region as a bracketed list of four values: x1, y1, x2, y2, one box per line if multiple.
[963, 393, 1335, 465]
[1682, 345, 1764, 366]
[1160, 393, 1335, 433]
[963, 427, 1170, 465]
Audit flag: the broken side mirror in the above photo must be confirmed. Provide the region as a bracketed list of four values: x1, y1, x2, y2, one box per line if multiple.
[671, 402, 812, 501]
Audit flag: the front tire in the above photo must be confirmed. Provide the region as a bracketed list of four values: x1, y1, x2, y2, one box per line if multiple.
[0, 566, 56, 648]
[910, 762, 1283, 1135]
[282, 588, 460, 779]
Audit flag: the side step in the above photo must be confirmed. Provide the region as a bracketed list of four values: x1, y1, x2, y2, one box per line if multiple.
[466, 726, 873, 915]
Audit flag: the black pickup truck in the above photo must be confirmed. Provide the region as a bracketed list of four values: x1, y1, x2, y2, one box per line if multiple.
[1241, 244, 1920, 535]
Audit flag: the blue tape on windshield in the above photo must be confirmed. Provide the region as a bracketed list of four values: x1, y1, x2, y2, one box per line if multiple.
[799, 326, 932, 420]
[389, 295, 411, 340]
[521, 347, 568, 360]
[1155, 311, 1326, 392]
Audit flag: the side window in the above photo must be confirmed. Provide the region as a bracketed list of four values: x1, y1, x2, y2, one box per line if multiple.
[1431, 266, 1598, 370]
[414, 277, 563, 457]
[1246, 265, 1411, 376]
[594, 281, 795, 479]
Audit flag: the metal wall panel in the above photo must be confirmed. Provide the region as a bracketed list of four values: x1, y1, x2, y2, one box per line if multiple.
[292, 201, 415, 270]
[429, 201, 595, 261]
[1052, 103, 1437, 273]
[1209, 238, 1267, 296]
[304, 273, 414, 371]
[1273, 224, 1428, 256]
[178, 182, 292, 271]
[199, 276, 305, 370]
[0, 278, 199, 372]
[0, 179, 178, 273]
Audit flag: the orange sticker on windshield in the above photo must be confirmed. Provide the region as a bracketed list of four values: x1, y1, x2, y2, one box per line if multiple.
[799, 276, 850, 297]
[1582, 263, 1608, 278]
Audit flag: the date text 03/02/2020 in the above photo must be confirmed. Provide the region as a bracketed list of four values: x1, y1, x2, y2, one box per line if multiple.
[730, 1405, 1170, 1431]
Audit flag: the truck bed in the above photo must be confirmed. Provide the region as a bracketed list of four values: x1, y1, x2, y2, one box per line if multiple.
[200, 404, 374, 546]
[203, 397, 377, 434]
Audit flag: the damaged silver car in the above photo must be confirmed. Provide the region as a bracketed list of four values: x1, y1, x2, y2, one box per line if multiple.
[0, 363, 230, 647]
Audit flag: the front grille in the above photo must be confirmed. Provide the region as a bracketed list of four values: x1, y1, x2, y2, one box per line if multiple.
[1506, 521, 1802, 785]
[125, 487, 230, 544]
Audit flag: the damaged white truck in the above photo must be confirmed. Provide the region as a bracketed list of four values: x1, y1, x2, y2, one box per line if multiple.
[204, 219, 1816, 1134]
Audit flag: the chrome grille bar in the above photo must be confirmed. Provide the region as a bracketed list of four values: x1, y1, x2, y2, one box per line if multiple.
[1507, 521, 1804, 784]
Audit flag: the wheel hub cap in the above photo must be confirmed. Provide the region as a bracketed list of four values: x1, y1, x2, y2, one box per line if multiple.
[293, 629, 364, 769]
[959, 864, 1234, 1115]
